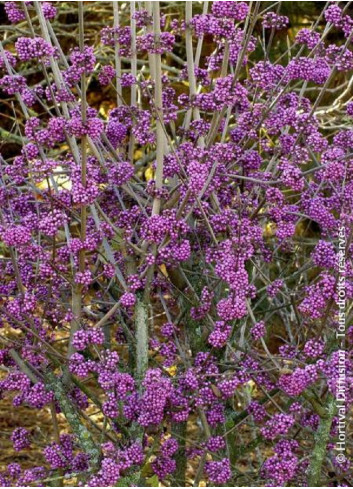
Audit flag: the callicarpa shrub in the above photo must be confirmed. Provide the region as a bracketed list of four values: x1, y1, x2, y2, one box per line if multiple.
[0, 0, 352, 486]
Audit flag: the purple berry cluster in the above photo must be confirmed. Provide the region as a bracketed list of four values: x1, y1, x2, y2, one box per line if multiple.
[0, 1, 352, 487]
